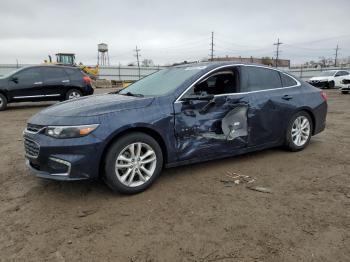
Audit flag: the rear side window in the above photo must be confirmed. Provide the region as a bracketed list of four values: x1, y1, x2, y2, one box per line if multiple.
[245, 67, 282, 92]
[280, 73, 297, 87]
[41, 67, 67, 81]
[63, 68, 79, 76]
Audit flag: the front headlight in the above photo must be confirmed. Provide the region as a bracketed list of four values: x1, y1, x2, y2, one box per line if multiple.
[45, 124, 99, 139]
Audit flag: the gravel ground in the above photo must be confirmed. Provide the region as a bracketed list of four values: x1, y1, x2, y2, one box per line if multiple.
[0, 89, 349, 262]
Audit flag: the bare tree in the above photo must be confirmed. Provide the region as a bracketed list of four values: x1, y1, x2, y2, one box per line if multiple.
[141, 59, 154, 67]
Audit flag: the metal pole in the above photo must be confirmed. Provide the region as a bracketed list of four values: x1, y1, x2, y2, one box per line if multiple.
[274, 38, 283, 68]
[210, 31, 214, 61]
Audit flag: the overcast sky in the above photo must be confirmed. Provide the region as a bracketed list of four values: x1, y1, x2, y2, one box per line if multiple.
[1, 0, 350, 66]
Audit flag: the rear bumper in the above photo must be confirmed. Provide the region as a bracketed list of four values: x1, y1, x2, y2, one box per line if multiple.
[84, 85, 94, 96]
[313, 101, 327, 135]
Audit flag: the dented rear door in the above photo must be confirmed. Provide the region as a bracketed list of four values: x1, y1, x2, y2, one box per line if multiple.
[173, 94, 249, 161]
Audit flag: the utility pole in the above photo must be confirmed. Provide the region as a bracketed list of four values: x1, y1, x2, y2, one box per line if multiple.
[273, 38, 283, 68]
[334, 44, 340, 67]
[210, 31, 214, 61]
[134, 45, 141, 79]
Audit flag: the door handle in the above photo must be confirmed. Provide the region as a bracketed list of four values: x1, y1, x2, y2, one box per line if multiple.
[34, 82, 43, 85]
[282, 95, 293, 101]
[62, 80, 70, 83]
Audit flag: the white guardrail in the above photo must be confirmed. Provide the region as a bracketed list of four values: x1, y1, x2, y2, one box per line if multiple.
[0, 64, 349, 81]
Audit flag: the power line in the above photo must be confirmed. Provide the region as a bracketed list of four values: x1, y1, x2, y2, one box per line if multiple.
[134, 45, 141, 79]
[273, 38, 283, 67]
[289, 34, 350, 46]
[334, 44, 340, 67]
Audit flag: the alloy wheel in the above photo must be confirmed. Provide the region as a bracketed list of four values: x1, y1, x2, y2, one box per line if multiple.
[291, 116, 310, 147]
[68, 91, 81, 99]
[115, 142, 157, 187]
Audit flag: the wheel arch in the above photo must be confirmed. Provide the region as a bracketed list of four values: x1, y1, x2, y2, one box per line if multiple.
[0, 90, 8, 101]
[294, 107, 316, 135]
[98, 125, 168, 177]
[65, 87, 84, 97]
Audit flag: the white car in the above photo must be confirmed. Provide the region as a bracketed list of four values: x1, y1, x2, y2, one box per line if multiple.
[308, 70, 350, 89]
[339, 78, 350, 94]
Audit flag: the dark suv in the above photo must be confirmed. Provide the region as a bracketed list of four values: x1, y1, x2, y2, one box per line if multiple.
[0, 65, 94, 110]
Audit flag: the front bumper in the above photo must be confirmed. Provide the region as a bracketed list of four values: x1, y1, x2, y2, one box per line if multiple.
[26, 159, 84, 181]
[307, 80, 329, 88]
[24, 130, 104, 181]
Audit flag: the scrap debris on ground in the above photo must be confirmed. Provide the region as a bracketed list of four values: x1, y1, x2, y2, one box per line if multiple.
[220, 171, 271, 193]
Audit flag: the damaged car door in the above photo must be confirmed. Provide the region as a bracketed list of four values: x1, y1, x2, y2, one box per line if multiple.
[240, 65, 300, 146]
[173, 67, 249, 161]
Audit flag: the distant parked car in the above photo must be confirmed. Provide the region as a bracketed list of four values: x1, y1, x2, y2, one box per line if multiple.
[339, 78, 350, 94]
[0, 65, 94, 111]
[308, 70, 349, 89]
[24, 63, 327, 194]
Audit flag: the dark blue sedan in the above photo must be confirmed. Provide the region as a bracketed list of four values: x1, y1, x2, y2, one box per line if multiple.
[24, 63, 327, 194]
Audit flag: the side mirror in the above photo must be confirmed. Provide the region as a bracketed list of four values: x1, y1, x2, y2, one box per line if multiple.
[10, 76, 18, 83]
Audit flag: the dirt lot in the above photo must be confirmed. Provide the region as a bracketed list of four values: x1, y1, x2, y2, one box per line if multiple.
[0, 89, 349, 262]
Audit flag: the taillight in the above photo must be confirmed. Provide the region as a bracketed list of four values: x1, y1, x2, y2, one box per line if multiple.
[83, 76, 92, 84]
[320, 91, 327, 101]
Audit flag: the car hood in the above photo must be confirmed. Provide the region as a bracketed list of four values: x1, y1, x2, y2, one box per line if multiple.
[309, 76, 332, 81]
[0, 77, 7, 85]
[37, 93, 155, 117]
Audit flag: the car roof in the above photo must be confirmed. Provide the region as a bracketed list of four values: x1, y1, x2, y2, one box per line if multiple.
[21, 64, 79, 70]
[173, 61, 284, 70]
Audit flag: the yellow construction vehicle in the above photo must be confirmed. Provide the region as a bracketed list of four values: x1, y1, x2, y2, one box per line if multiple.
[45, 53, 99, 79]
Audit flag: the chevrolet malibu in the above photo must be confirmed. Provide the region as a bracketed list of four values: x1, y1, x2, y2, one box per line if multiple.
[24, 63, 327, 194]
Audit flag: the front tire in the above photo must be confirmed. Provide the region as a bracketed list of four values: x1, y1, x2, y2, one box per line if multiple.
[285, 111, 313, 151]
[341, 90, 349, 94]
[0, 93, 8, 111]
[328, 81, 335, 89]
[104, 132, 163, 194]
[66, 89, 82, 100]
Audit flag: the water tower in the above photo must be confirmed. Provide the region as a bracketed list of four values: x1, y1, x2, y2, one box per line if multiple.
[97, 43, 110, 66]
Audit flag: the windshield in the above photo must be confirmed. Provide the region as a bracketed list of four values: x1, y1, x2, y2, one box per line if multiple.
[319, 71, 336, 77]
[0, 67, 23, 78]
[119, 66, 206, 97]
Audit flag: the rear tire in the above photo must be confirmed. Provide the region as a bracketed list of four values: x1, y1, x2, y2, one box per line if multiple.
[0, 94, 8, 111]
[285, 111, 313, 152]
[66, 89, 82, 100]
[103, 132, 163, 194]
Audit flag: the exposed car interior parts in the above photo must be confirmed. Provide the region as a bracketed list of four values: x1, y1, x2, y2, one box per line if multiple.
[201, 105, 248, 141]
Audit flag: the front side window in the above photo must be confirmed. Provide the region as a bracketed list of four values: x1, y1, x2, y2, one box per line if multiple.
[119, 66, 205, 97]
[14, 68, 41, 83]
[183, 67, 239, 97]
[244, 67, 282, 92]
[337, 71, 349, 76]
